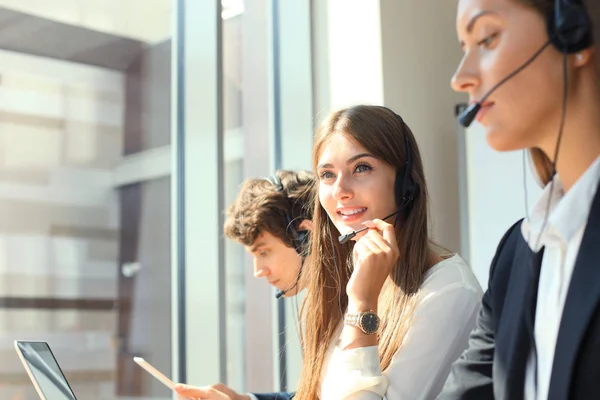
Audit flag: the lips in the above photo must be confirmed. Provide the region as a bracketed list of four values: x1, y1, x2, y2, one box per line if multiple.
[476, 101, 495, 122]
[336, 207, 367, 222]
[469, 99, 495, 123]
[338, 207, 366, 216]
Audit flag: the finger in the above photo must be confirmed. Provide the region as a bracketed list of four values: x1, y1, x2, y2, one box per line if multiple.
[212, 383, 237, 398]
[361, 219, 393, 240]
[174, 384, 210, 397]
[367, 218, 397, 246]
[355, 236, 382, 256]
[363, 229, 392, 253]
[352, 240, 371, 263]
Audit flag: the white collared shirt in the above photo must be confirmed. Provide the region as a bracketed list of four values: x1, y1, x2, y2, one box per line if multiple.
[320, 254, 482, 399]
[523, 155, 600, 400]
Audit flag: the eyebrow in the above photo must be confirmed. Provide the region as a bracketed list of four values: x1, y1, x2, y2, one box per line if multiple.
[466, 10, 496, 34]
[250, 241, 267, 253]
[317, 153, 375, 170]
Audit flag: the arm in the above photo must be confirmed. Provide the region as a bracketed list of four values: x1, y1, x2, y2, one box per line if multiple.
[321, 283, 482, 399]
[174, 383, 294, 400]
[437, 220, 523, 400]
[251, 393, 295, 400]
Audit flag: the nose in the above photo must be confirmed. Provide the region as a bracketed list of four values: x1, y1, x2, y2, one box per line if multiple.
[451, 53, 480, 94]
[331, 174, 354, 202]
[253, 259, 270, 279]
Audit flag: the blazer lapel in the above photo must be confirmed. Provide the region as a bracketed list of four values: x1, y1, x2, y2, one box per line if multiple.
[548, 180, 600, 400]
[497, 237, 543, 400]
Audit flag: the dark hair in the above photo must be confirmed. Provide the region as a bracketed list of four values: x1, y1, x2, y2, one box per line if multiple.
[516, 0, 599, 185]
[223, 170, 315, 247]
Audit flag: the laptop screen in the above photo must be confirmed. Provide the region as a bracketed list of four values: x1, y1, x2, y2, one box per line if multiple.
[16, 341, 77, 400]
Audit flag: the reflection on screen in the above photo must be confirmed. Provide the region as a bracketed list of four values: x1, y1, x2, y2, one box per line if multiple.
[17, 342, 77, 400]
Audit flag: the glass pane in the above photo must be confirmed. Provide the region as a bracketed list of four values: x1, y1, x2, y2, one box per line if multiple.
[0, 1, 173, 398]
[223, 0, 247, 391]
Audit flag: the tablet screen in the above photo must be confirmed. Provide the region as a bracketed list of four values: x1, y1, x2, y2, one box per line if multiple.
[16, 341, 77, 400]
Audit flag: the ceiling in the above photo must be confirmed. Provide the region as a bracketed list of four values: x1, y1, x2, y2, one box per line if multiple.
[0, 0, 243, 44]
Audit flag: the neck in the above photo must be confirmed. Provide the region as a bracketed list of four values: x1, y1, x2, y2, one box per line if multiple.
[540, 70, 600, 192]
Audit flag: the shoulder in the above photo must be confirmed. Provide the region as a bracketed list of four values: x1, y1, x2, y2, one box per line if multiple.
[405, 255, 482, 333]
[409, 255, 483, 320]
[420, 254, 482, 297]
[483, 218, 527, 286]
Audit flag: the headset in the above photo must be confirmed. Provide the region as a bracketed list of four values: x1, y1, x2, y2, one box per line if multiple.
[338, 106, 418, 244]
[265, 173, 310, 299]
[264, 174, 310, 256]
[458, 0, 592, 128]
[548, 0, 592, 54]
[388, 108, 418, 212]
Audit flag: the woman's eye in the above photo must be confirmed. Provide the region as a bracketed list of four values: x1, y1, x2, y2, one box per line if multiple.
[355, 164, 372, 173]
[319, 171, 334, 180]
[478, 32, 499, 48]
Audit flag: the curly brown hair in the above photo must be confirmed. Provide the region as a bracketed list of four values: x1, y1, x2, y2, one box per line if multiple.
[223, 169, 316, 248]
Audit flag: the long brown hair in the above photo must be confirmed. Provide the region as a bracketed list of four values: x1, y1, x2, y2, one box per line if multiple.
[515, 0, 600, 185]
[295, 105, 438, 399]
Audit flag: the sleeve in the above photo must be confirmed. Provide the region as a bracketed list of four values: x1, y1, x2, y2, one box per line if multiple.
[437, 220, 522, 400]
[435, 286, 495, 399]
[250, 392, 295, 400]
[321, 284, 482, 400]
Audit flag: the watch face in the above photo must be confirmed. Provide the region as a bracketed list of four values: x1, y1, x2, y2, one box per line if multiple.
[360, 312, 380, 334]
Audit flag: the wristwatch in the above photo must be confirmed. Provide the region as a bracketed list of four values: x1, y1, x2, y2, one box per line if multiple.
[344, 311, 380, 335]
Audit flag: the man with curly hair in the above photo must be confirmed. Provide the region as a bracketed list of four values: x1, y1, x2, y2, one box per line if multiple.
[174, 170, 315, 400]
[223, 169, 315, 298]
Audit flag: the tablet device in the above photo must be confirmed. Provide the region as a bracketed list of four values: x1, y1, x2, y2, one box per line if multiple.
[133, 357, 175, 390]
[14, 340, 77, 400]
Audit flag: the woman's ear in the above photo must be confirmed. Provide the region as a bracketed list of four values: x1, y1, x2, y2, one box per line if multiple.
[574, 47, 594, 67]
[298, 219, 313, 231]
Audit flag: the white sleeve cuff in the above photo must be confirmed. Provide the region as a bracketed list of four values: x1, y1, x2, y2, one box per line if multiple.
[247, 393, 259, 400]
[321, 345, 387, 399]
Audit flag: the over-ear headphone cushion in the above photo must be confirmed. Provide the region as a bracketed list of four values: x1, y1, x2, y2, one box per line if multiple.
[548, 2, 592, 53]
[394, 169, 415, 208]
[294, 230, 310, 256]
[394, 172, 405, 206]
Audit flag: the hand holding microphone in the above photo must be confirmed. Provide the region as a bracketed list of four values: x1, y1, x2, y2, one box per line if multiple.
[347, 219, 399, 311]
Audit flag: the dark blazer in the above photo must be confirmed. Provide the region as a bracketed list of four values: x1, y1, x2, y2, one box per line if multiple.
[438, 179, 600, 400]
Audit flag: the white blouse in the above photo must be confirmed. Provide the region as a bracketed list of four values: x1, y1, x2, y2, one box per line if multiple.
[320, 254, 483, 400]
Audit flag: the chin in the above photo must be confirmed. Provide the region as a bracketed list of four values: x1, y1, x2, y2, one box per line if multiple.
[485, 127, 526, 152]
[335, 221, 362, 236]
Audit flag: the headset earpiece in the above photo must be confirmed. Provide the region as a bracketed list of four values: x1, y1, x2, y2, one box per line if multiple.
[293, 230, 310, 257]
[266, 174, 309, 256]
[548, 0, 592, 54]
[380, 107, 417, 211]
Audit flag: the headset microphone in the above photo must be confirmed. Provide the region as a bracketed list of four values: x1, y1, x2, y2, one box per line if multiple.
[275, 283, 296, 299]
[338, 210, 402, 245]
[458, 38, 554, 128]
[274, 257, 305, 299]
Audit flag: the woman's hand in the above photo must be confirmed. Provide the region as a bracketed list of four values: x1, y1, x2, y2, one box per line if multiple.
[174, 383, 251, 400]
[347, 218, 399, 311]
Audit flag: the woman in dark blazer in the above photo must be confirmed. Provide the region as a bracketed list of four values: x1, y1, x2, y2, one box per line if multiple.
[440, 0, 600, 399]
